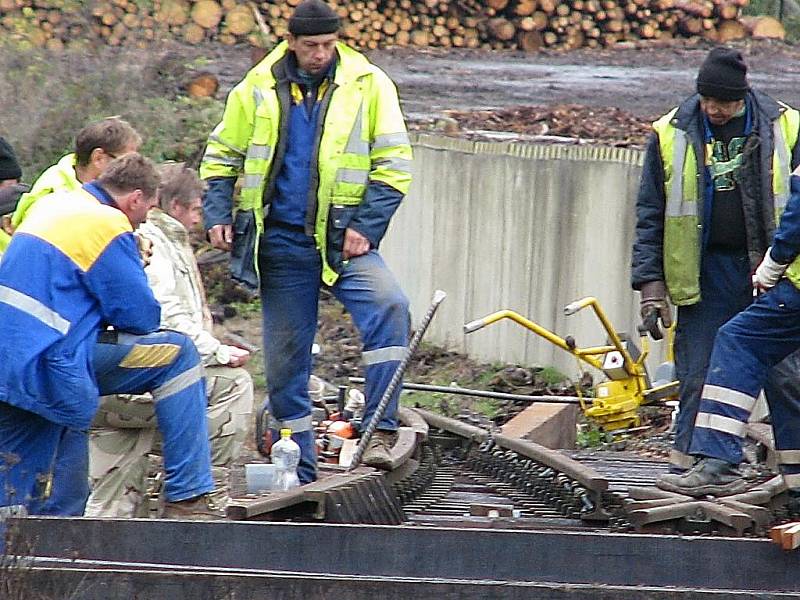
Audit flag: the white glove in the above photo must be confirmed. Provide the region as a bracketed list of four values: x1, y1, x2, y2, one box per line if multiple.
[752, 247, 789, 292]
[214, 344, 250, 367]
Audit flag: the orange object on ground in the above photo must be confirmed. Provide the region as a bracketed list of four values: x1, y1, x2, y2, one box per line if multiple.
[770, 522, 800, 550]
[327, 421, 355, 439]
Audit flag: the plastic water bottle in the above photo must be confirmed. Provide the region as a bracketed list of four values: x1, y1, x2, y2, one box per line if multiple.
[270, 428, 301, 491]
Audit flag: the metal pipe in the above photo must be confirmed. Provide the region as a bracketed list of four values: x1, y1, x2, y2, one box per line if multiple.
[348, 290, 447, 471]
[564, 297, 637, 377]
[347, 377, 583, 405]
[575, 345, 616, 356]
[412, 408, 491, 441]
[464, 309, 604, 370]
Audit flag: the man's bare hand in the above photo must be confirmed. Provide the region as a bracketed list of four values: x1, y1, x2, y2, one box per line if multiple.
[227, 345, 250, 367]
[134, 233, 154, 268]
[209, 224, 233, 251]
[342, 227, 370, 260]
[1, 215, 14, 237]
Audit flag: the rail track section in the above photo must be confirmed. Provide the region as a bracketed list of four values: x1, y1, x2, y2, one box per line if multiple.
[11, 409, 800, 598]
[12, 515, 800, 599]
[225, 406, 788, 536]
[412, 409, 789, 537]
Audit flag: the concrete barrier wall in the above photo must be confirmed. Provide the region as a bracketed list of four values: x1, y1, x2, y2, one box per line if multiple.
[380, 134, 670, 374]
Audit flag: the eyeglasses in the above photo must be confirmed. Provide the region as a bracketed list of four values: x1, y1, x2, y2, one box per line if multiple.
[699, 96, 743, 111]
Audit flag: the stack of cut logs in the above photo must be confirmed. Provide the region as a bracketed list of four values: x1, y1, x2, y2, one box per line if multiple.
[0, 0, 786, 52]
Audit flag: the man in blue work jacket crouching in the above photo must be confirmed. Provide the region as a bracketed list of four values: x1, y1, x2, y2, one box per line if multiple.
[0, 154, 217, 518]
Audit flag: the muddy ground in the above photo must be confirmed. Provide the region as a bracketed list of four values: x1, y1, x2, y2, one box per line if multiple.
[206, 38, 800, 127]
[374, 39, 800, 121]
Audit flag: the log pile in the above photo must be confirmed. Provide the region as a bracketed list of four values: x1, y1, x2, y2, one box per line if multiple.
[0, 0, 784, 52]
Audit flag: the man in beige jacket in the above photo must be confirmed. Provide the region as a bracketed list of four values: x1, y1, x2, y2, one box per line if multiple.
[85, 164, 253, 517]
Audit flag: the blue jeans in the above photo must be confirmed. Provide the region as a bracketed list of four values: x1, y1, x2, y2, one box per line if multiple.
[690, 279, 800, 483]
[259, 224, 409, 483]
[0, 330, 214, 515]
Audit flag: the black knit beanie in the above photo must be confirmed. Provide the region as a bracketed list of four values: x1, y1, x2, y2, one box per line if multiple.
[0, 137, 21, 181]
[289, 0, 341, 36]
[696, 46, 749, 101]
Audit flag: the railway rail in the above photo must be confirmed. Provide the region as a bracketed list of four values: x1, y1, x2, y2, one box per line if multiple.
[225, 406, 790, 538]
[10, 405, 800, 599]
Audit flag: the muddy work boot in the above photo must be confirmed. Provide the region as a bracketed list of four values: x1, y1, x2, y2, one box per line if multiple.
[362, 430, 395, 470]
[162, 494, 225, 520]
[656, 457, 748, 497]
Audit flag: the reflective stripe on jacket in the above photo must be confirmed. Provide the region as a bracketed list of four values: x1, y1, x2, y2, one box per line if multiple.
[653, 102, 800, 304]
[200, 41, 413, 286]
[0, 187, 160, 429]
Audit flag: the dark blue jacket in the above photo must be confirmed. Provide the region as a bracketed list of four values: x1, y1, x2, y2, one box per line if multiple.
[631, 89, 800, 290]
[772, 175, 800, 264]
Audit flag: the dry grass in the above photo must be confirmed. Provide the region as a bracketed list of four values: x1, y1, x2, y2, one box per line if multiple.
[0, 42, 224, 182]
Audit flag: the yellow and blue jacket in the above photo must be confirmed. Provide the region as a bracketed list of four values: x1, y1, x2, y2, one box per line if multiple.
[0, 182, 160, 429]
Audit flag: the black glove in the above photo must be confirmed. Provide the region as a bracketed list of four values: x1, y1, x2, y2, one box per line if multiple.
[639, 280, 672, 340]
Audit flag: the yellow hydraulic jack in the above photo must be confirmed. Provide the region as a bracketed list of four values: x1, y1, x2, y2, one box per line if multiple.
[464, 296, 678, 431]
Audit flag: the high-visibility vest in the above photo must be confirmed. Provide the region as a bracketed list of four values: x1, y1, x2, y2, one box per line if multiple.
[653, 104, 800, 304]
[200, 41, 413, 286]
[1, 154, 81, 256]
[12, 153, 81, 229]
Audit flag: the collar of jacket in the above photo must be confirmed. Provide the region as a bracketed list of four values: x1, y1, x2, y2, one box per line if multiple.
[250, 40, 373, 90]
[146, 207, 188, 243]
[283, 50, 337, 87]
[82, 181, 117, 208]
[671, 88, 784, 131]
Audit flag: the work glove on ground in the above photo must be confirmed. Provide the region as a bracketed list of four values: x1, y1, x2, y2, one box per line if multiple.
[639, 280, 672, 340]
[752, 247, 789, 293]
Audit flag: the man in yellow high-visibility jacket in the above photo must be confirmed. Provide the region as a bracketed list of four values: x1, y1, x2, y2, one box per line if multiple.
[200, 0, 413, 482]
[632, 46, 800, 495]
[11, 117, 142, 231]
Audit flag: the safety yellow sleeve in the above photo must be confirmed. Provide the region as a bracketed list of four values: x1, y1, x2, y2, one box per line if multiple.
[13, 184, 57, 229]
[367, 69, 413, 196]
[12, 154, 80, 228]
[200, 82, 256, 181]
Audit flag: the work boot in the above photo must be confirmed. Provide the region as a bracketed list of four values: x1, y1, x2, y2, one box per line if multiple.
[656, 457, 748, 497]
[362, 430, 394, 470]
[162, 494, 225, 520]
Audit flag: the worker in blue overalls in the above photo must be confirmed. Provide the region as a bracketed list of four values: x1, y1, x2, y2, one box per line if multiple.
[658, 163, 800, 498]
[0, 154, 217, 518]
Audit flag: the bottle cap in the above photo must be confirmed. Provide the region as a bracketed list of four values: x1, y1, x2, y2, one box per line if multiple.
[280, 428, 292, 437]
